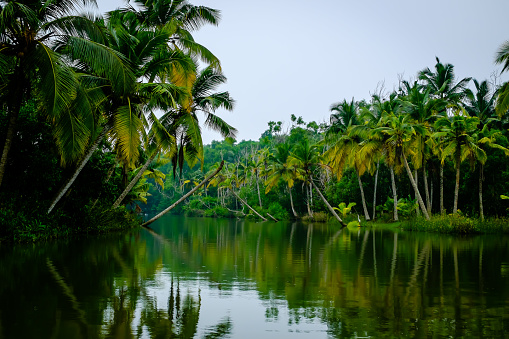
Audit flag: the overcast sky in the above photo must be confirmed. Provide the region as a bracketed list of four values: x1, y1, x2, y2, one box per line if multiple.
[97, 0, 509, 144]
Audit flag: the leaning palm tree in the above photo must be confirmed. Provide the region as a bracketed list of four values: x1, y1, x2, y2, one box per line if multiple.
[432, 115, 486, 215]
[265, 141, 299, 218]
[113, 66, 235, 208]
[0, 0, 131, 188]
[289, 138, 346, 226]
[48, 6, 204, 213]
[377, 114, 430, 220]
[324, 127, 372, 221]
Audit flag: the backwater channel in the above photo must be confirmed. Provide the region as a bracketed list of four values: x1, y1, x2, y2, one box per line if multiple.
[1, 215, 508, 338]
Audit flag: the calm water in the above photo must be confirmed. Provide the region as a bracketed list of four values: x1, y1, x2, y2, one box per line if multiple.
[1, 216, 509, 338]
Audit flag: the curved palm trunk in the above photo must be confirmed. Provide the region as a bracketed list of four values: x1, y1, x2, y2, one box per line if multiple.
[479, 164, 484, 221]
[48, 124, 111, 214]
[142, 161, 224, 227]
[230, 189, 267, 221]
[310, 176, 346, 227]
[390, 167, 398, 221]
[372, 161, 379, 221]
[453, 154, 461, 215]
[403, 153, 430, 220]
[440, 163, 444, 215]
[112, 152, 158, 208]
[289, 186, 298, 218]
[356, 169, 370, 221]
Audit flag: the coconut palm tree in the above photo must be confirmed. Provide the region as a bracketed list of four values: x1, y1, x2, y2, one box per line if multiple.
[0, 0, 132, 188]
[48, 3, 216, 213]
[377, 114, 430, 220]
[265, 141, 298, 217]
[419, 57, 471, 214]
[289, 138, 346, 226]
[432, 115, 486, 215]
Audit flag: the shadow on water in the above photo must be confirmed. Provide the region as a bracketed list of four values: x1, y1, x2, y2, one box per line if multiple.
[0, 215, 508, 338]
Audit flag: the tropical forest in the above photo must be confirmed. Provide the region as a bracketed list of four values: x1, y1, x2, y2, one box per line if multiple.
[1, 0, 509, 338]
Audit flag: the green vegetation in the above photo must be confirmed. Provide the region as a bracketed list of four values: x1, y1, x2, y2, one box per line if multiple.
[3, 1, 509, 240]
[144, 57, 509, 234]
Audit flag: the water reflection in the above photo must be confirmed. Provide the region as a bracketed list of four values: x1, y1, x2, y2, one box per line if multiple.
[0, 216, 508, 338]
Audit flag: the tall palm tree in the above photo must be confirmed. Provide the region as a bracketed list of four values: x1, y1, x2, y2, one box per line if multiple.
[265, 141, 298, 218]
[0, 0, 130, 188]
[327, 98, 361, 137]
[377, 114, 430, 220]
[432, 115, 486, 215]
[113, 66, 235, 208]
[324, 127, 372, 221]
[419, 57, 471, 214]
[48, 3, 217, 213]
[289, 138, 346, 226]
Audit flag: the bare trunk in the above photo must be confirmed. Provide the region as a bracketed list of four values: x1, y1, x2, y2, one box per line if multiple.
[372, 160, 379, 221]
[414, 170, 420, 216]
[453, 154, 460, 215]
[306, 183, 313, 218]
[403, 154, 430, 220]
[289, 186, 298, 218]
[479, 164, 484, 221]
[440, 163, 444, 215]
[430, 177, 433, 213]
[390, 167, 398, 221]
[310, 176, 346, 227]
[356, 169, 370, 221]
[0, 71, 25, 189]
[142, 161, 224, 226]
[230, 189, 267, 221]
[423, 168, 431, 215]
[256, 171, 262, 208]
[48, 124, 111, 214]
[112, 152, 158, 208]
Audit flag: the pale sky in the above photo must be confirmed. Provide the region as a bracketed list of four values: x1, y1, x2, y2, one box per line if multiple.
[96, 0, 509, 144]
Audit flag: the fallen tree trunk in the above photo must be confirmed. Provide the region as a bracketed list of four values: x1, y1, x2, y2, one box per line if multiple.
[142, 161, 224, 227]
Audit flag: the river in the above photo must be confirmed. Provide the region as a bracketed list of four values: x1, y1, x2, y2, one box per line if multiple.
[1, 215, 508, 338]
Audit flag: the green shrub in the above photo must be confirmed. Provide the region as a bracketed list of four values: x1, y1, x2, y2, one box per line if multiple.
[267, 202, 289, 220]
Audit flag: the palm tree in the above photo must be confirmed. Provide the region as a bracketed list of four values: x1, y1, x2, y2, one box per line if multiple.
[289, 138, 346, 226]
[377, 114, 430, 220]
[113, 65, 235, 208]
[432, 115, 486, 215]
[464, 79, 497, 126]
[327, 98, 361, 137]
[265, 142, 298, 217]
[324, 127, 372, 221]
[419, 57, 471, 214]
[0, 0, 130, 187]
[48, 3, 217, 213]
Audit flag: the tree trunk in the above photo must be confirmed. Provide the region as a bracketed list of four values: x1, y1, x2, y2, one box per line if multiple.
[256, 171, 262, 208]
[0, 108, 20, 189]
[390, 167, 398, 221]
[0, 73, 25, 189]
[142, 161, 224, 226]
[310, 176, 346, 227]
[48, 124, 111, 214]
[414, 170, 420, 216]
[423, 167, 431, 215]
[306, 182, 313, 218]
[430, 177, 433, 213]
[453, 154, 460, 215]
[479, 164, 484, 221]
[372, 160, 379, 221]
[403, 154, 430, 220]
[356, 169, 370, 221]
[289, 186, 298, 218]
[112, 152, 158, 208]
[230, 189, 267, 221]
[440, 163, 444, 215]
